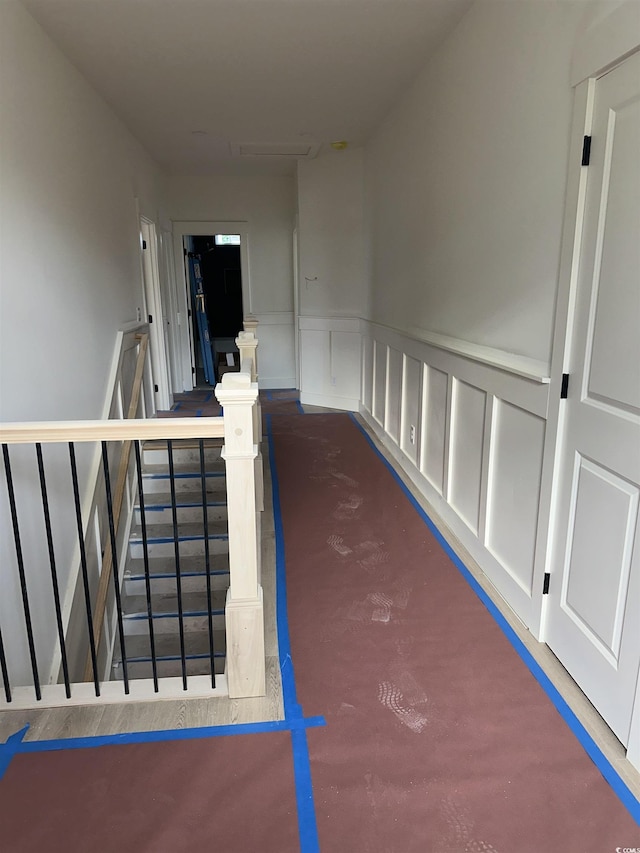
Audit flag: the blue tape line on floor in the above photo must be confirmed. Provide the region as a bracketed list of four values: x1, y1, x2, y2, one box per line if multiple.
[0, 716, 326, 775]
[348, 412, 640, 826]
[267, 413, 322, 852]
[296, 400, 304, 415]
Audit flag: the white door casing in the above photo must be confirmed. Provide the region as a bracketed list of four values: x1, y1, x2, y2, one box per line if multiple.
[140, 218, 172, 412]
[543, 52, 640, 746]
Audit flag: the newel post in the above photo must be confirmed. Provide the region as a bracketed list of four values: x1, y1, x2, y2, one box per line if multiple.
[215, 371, 265, 698]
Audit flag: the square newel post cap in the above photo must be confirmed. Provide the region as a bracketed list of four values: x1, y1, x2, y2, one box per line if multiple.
[214, 371, 258, 402]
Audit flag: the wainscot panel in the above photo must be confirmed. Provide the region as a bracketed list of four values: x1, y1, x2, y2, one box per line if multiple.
[360, 320, 551, 631]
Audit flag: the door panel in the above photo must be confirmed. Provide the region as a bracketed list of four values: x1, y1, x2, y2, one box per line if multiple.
[545, 53, 640, 745]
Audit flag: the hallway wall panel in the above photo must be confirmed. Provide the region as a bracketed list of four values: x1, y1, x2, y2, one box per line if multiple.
[361, 321, 550, 634]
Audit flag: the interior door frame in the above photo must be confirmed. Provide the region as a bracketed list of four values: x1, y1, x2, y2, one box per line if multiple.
[140, 217, 172, 411]
[535, 2, 640, 769]
[172, 221, 251, 391]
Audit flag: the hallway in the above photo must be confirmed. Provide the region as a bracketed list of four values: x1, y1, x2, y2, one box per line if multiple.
[1, 402, 638, 851]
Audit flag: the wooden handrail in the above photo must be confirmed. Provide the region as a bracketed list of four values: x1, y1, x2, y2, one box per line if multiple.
[0, 418, 225, 445]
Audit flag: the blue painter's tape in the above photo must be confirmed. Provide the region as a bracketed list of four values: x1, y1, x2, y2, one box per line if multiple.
[266, 415, 298, 714]
[0, 725, 28, 779]
[1, 717, 326, 773]
[196, 409, 202, 417]
[296, 400, 304, 415]
[267, 413, 322, 851]
[173, 403, 182, 411]
[348, 413, 640, 826]
[291, 728, 321, 853]
[266, 390, 274, 402]
[204, 393, 213, 403]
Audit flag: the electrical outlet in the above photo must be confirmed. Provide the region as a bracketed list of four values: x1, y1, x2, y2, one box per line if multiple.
[409, 424, 416, 444]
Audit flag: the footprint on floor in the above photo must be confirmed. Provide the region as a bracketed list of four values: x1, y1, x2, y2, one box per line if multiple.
[356, 540, 391, 573]
[438, 796, 500, 853]
[377, 681, 429, 733]
[369, 591, 393, 623]
[332, 493, 364, 520]
[331, 471, 360, 488]
[327, 534, 353, 557]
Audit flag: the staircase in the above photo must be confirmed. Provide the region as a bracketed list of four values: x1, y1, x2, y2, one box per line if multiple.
[112, 439, 229, 683]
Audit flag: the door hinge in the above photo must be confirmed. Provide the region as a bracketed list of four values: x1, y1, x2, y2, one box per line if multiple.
[188, 309, 192, 318]
[560, 373, 569, 399]
[142, 239, 147, 250]
[581, 136, 592, 166]
[148, 314, 153, 324]
[543, 573, 550, 595]
[192, 367, 196, 375]
[154, 384, 159, 393]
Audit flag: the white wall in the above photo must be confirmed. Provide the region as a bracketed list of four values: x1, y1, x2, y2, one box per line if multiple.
[365, 0, 585, 365]
[0, 1, 164, 685]
[296, 149, 367, 407]
[297, 148, 368, 318]
[165, 175, 296, 388]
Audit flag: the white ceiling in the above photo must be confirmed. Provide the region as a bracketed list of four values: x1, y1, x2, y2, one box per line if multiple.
[22, 0, 472, 175]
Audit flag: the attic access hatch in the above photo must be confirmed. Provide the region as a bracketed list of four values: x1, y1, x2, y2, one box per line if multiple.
[230, 141, 321, 159]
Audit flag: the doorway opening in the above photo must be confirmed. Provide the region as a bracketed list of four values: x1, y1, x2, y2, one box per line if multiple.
[184, 234, 244, 387]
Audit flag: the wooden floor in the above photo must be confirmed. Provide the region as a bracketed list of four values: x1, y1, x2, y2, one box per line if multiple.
[1, 403, 638, 804]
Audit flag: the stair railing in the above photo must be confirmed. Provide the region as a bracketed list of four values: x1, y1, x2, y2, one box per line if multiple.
[0, 324, 266, 708]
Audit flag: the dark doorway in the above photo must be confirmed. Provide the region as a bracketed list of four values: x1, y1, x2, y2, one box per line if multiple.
[185, 234, 244, 387]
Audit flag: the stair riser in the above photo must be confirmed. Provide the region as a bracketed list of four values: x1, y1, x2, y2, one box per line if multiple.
[123, 613, 226, 636]
[134, 504, 228, 526]
[129, 537, 229, 560]
[141, 474, 226, 495]
[142, 447, 223, 467]
[113, 657, 225, 680]
[123, 574, 229, 596]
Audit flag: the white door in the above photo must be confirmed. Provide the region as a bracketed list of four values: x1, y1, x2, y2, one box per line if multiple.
[545, 52, 640, 746]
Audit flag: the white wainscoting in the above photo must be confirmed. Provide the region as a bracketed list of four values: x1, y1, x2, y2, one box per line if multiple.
[252, 312, 296, 390]
[361, 320, 550, 634]
[299, 316, 361, 410]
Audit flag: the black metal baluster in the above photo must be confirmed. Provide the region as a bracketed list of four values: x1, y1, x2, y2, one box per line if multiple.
[35, 444, 71, 698]
[101, 442, 129, 694]
[68, 443, 100, 696]
[200, 440, 216, 687]
[0, 625, 11, 703]
[134, 441, 158, 691]
[167, 440, 187, 690]
[2, 444, 41, 700]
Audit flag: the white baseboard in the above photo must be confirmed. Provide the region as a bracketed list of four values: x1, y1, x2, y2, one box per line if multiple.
[300, 391, 359, 411]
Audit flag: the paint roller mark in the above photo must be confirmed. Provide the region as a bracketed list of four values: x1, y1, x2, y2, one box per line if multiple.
[377, 681, 429, 733]
[327, 534, 353, 557]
